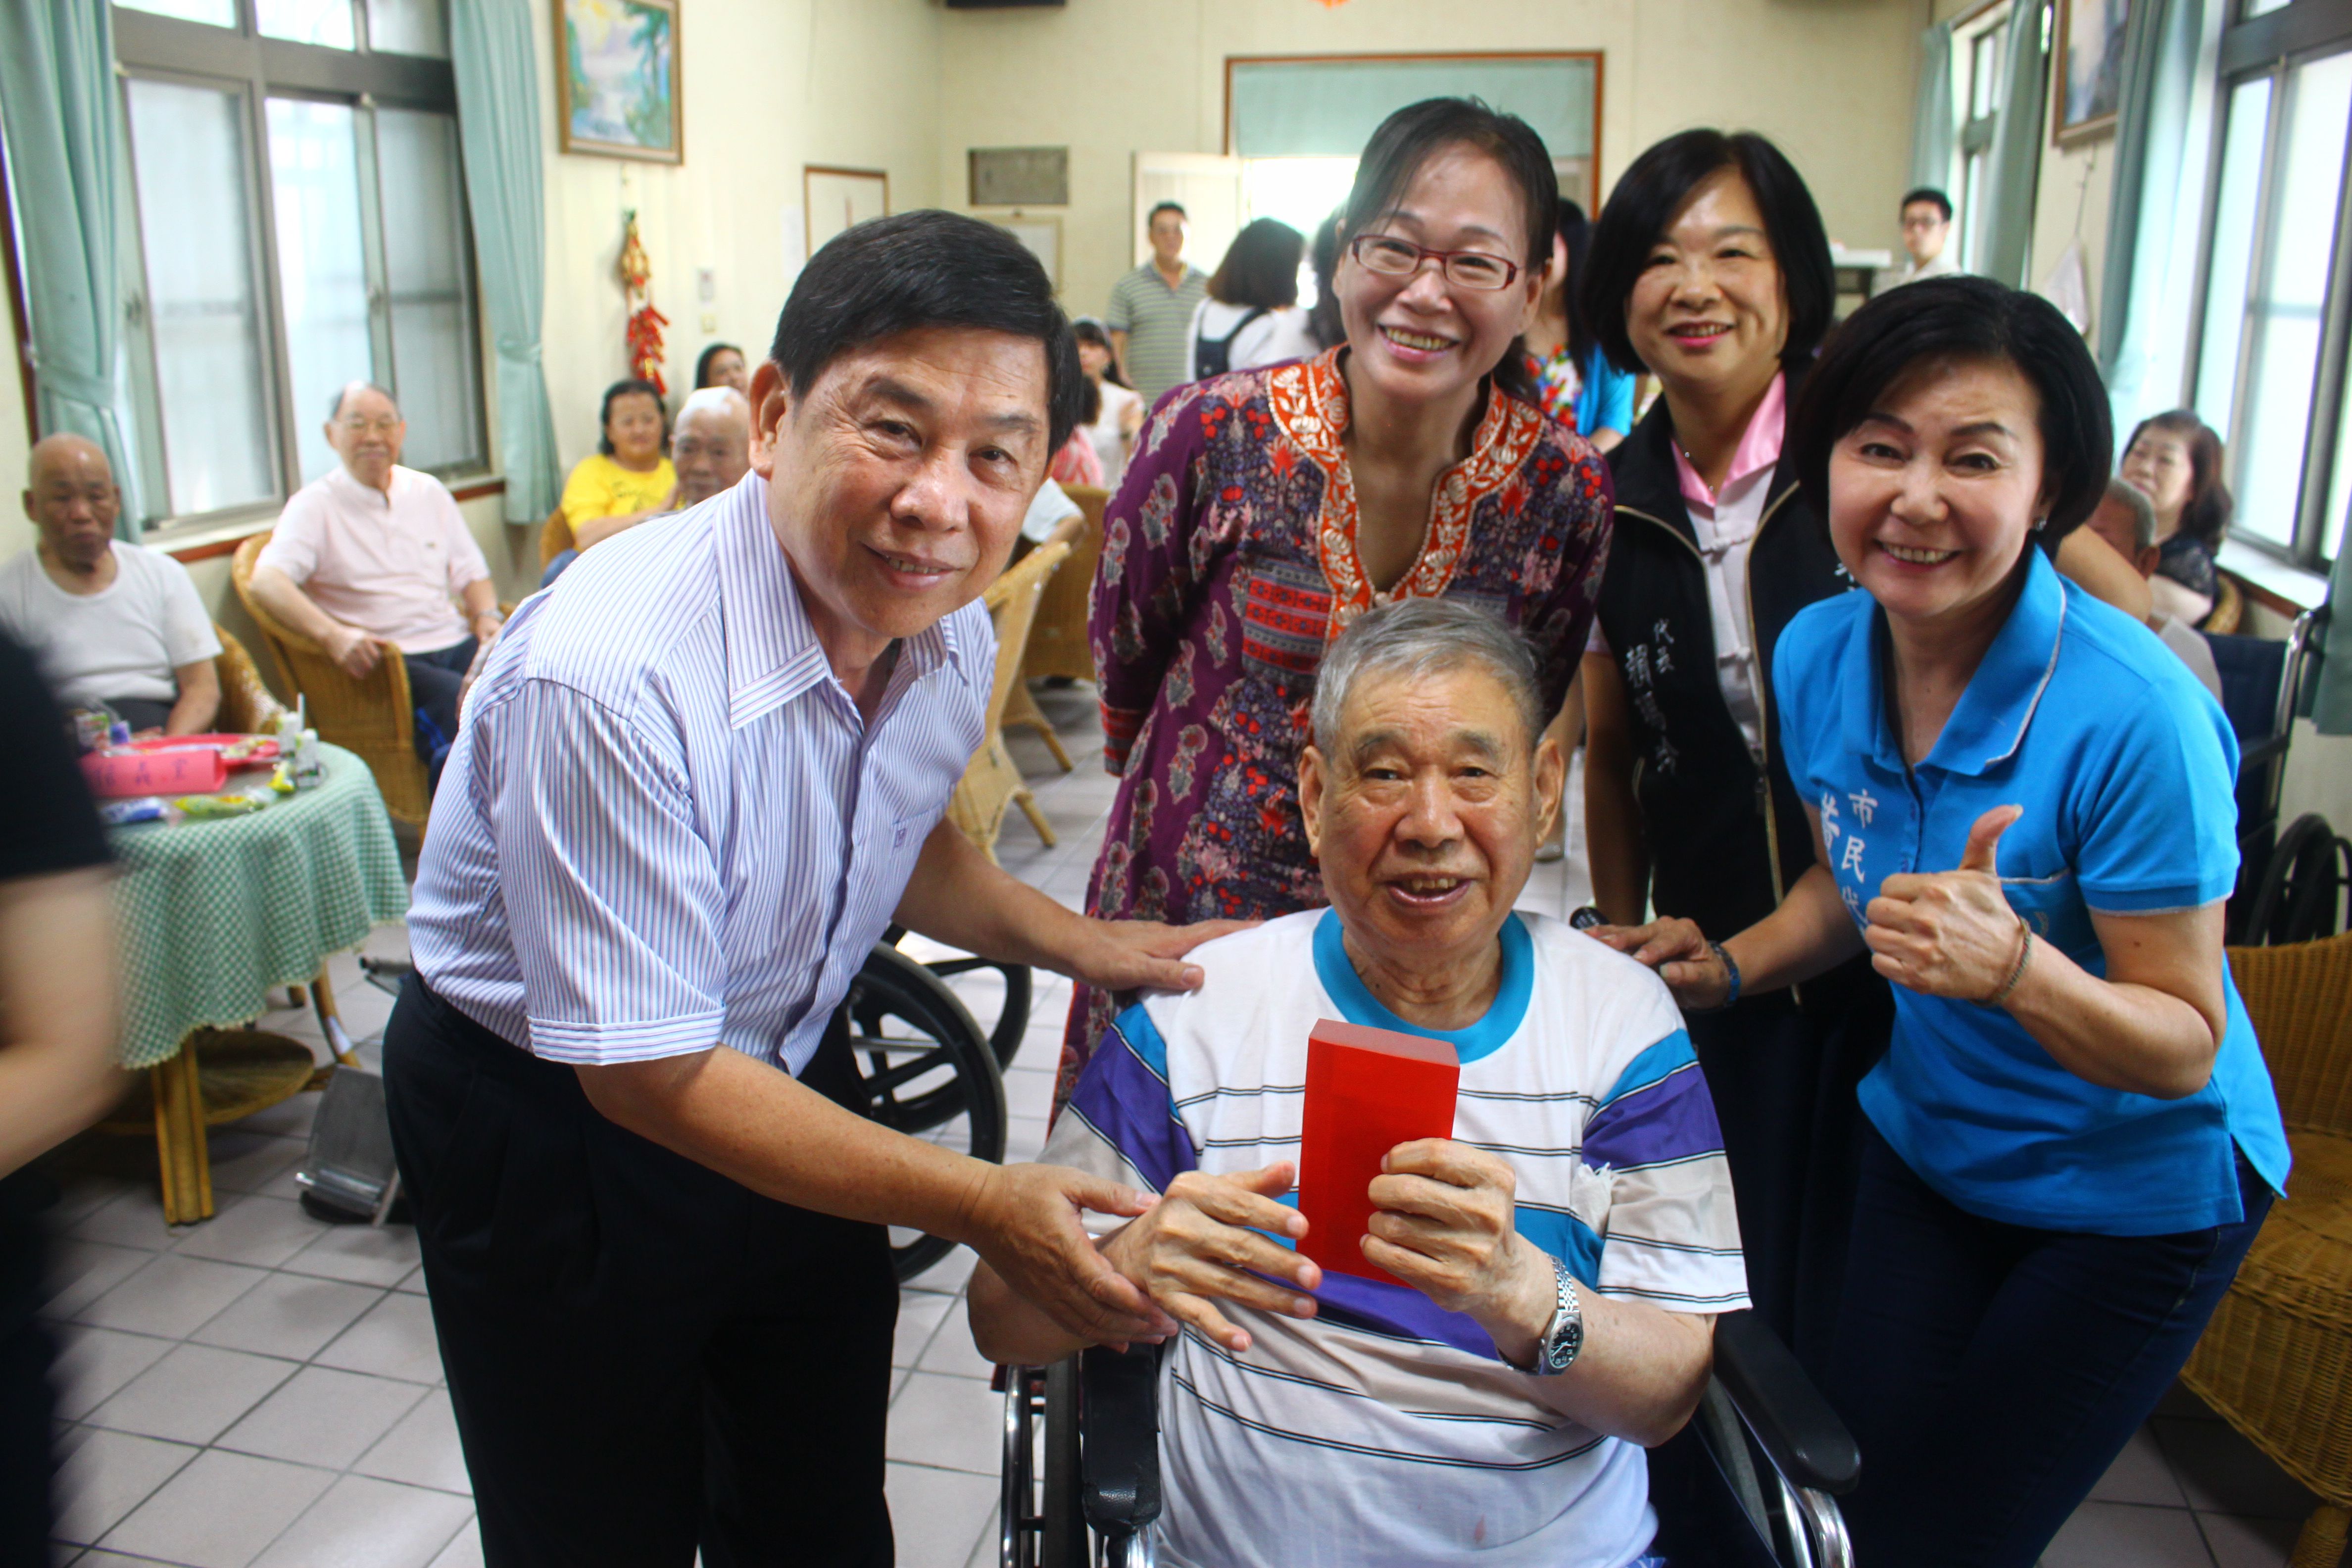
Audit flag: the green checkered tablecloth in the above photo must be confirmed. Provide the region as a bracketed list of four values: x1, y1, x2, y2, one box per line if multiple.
[107, 742, 410, 1069]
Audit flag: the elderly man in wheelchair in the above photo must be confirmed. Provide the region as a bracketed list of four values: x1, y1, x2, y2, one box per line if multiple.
[971, 598, 1843, 1568]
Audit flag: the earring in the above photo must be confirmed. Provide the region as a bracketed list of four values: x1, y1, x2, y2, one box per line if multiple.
[2031, 516, 2048, 532]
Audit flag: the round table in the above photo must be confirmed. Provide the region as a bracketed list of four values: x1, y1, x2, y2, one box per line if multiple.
[105, 742, 409, 1222]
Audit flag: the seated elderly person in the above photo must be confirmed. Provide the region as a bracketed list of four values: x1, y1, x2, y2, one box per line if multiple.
[539, 386, 751, 587]
[971, 597, 1745, 1568]
[249, 382, 498, 765]
[2082, 476, 2224, 702]
[0, 434, 217, 735]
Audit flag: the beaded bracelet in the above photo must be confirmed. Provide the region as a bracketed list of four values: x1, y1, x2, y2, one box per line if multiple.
[1978, 913, 2034, 1009]
[1689, 940, 1742, 1013]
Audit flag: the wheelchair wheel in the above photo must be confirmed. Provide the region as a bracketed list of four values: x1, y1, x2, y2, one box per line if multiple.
[839, 943, 1008, 1281]
[998, 1362, 1085, 1568]
[881, 927, 1035, 1071]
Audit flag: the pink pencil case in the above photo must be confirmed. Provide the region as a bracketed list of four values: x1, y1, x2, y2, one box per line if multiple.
[81, 748, 229, 798]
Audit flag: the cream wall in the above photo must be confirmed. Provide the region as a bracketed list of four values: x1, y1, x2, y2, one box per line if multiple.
[936, 0, 1928, 324]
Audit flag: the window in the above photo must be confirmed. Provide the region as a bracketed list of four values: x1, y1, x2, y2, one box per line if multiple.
[104, 0, 481, 534]
[1956, 6, 2009, 275]
[2187, 0, 2352, 569]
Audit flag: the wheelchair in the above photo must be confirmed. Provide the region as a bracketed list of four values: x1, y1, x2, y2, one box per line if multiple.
[835, 932, 1033, 1280]
[2210, 607, 2333, 942]
[999, 1310, 1858, 1568]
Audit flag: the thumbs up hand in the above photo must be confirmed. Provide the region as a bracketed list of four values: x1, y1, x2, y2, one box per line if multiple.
[1862, 805, 2033, 1001]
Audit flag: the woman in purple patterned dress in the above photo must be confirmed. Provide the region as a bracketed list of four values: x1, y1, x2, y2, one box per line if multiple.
[1061, 98, 1615, 1104]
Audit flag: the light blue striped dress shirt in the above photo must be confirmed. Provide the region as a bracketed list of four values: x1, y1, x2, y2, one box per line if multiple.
[408, 473, 993, 1076]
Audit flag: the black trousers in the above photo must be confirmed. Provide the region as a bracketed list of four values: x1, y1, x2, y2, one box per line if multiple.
[384, 976, 898, 1568]
[401, 638, 476, 769]
[1686, 973, 1892, 1381]
[0, 1172, 55, 1568]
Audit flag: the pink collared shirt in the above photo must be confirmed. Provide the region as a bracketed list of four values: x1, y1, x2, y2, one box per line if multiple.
[1668, 372, 1786, 763]
[257, 464, 492, 654]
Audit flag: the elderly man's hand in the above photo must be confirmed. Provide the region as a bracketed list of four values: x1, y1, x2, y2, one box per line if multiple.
[1100, 1163, 1321, 1353]
[1587, 918, 1733, 1011]
[1366, 1140, 1557, 1356]
[1058, 918, 1257, 995]
[962, 1162, 1175, 1346]
[320, 622, 384, 680]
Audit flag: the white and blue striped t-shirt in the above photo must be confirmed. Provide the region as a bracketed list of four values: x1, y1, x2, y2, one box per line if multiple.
[408, 471, 992, 1075]
[1045, 908, 1747, 1568]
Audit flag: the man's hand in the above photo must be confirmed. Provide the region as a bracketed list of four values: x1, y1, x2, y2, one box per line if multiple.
[320, 621, 383, 679]
[471, 610, 505, 645]
[1588, 918, 1731, 1011]
[1057, 918, 1256, 995]
[1865, 805, 2026, 1002]
[1100, 1163, 1320, 1353]
[1365, 1141, 1555, 1359]
[961, 1162, 1173, 1346]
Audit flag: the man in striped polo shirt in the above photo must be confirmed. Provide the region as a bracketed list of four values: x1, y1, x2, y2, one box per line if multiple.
[1107, 201, 1210, 405]
[972, 599, 1745, 1568]
[391, 212, 1230, 1568]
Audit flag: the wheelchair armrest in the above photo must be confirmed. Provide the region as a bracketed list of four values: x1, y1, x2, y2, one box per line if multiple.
[1079, 1342, 1165, 1536]
[1709, 1311, 1860, 1496]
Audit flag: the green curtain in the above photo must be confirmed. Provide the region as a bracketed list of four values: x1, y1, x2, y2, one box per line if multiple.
[2097, 0, 2207, 421]
[1976, 0, 2050, 286]
[1911, 23, 1957, 196]
[0, 0, 139, 539]
[2315, 555, 2350, 735]
[450, 0, 558, 524]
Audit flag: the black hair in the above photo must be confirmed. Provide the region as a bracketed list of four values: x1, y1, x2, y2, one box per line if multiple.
[1072, 318, 1131, 389]
[1551, 198, 1598, 371]
[1900, 187, 1954, 222]
[1147, 201, 1187, 226]
[1339, 97, 1558, 405]
[2122, 410, 2233, 553]
[769, 209, 1084, 454]
[327, 381, 397, 420]
[1581, 129, 1835, 377]
[596, 378, 668, 457]
[1308, 206, 1346, 351]
[1790, 275, 2114, 556]
[693, 342, 743, 389]
[1208, 218, 1305, 309]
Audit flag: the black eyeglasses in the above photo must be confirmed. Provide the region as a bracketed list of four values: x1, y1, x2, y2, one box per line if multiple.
[1347, 234, 1522, 292]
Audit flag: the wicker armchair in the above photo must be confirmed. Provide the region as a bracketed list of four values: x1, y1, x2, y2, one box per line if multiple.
[2182, 932, 2352, 1567]
[539, 506, 573, 570]
[211, 623, 288, 735]
[947, 540, 1070, 862]
[2205, 573, 2246, 635]
[1021, 483, 1105, 686]
[231, 533, 431, 828]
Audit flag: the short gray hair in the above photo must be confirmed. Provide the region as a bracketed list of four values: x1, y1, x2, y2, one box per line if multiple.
[1310, 598, 1544, 758]
[2104, 476, 2156, 553]
[677, 385, 749, 425]
[328, 381, 397, 421]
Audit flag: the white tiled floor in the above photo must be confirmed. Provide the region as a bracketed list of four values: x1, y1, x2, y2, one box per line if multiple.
[33, 683, 2334, 1567]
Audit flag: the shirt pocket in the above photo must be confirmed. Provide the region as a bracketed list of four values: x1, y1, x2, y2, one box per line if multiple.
[1999, 858, 2096, 957]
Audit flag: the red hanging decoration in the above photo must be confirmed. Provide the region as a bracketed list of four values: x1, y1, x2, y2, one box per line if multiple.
[619, 209, 669, 393]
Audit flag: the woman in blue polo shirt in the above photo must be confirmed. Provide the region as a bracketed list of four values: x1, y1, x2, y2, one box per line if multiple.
[1602, 276, 2288, 1568]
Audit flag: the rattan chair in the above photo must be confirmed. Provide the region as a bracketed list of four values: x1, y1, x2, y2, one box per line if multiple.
[2205, 572, 2246, 635]
[947, 540, 1070, 862]
[211, 623, 288, 735]
[231, 533, 432, 828]
[2181, 931, 2352, 1567]
[538, 506, 573, 570]
[1021, 483, 1104, 688]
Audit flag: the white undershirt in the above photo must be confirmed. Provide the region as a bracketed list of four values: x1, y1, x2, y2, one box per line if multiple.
[1687, 469, 1773, 763]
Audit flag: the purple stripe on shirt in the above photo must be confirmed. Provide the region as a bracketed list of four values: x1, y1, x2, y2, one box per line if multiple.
[1582, 1062, 1727, 1172]
[1065, 1015, 1198, 1195]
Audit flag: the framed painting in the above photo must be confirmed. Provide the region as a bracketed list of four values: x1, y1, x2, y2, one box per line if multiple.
[556, 0, 682, 164]
[804, 166, 889, 258]
[2055, 0, 2129, 146]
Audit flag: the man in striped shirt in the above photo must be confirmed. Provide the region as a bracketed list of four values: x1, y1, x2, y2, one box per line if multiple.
[390, 213, 1228, 1568]
[1106, 201, 1210, 404]
[971, 601, 1745, 1568]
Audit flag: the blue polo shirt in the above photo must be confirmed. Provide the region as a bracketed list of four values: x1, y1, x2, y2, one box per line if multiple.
[1773, 547, 2289, 1235]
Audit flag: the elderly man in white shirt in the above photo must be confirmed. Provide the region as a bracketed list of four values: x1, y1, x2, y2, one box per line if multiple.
[0, 434, 218, 735]
[2083, 476, 2225, 701]
[249, 382, 498, 764]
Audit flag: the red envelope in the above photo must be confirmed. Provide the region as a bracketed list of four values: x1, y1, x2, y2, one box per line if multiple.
[1298, 1019, 1461, 1286]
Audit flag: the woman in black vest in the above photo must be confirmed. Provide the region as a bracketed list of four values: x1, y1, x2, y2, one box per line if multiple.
[1575, 131, 1894, 1372]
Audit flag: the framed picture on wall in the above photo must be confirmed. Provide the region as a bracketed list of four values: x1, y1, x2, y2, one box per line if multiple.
[804, 167, 890, 258]
[555, 0, 683, 163]
[2054, 0, 2129, 146]
[982, 213, 1062, 292]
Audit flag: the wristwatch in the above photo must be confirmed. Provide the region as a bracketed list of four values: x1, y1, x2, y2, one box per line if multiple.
[1514, 1255, 1584, 1376]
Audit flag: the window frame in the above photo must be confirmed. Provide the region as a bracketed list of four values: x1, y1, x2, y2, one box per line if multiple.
[108, 0, 487, 539]
[2181, 0, 2352, 572]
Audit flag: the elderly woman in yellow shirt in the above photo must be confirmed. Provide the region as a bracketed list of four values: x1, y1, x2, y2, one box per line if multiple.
[548, 380, 677, 582]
